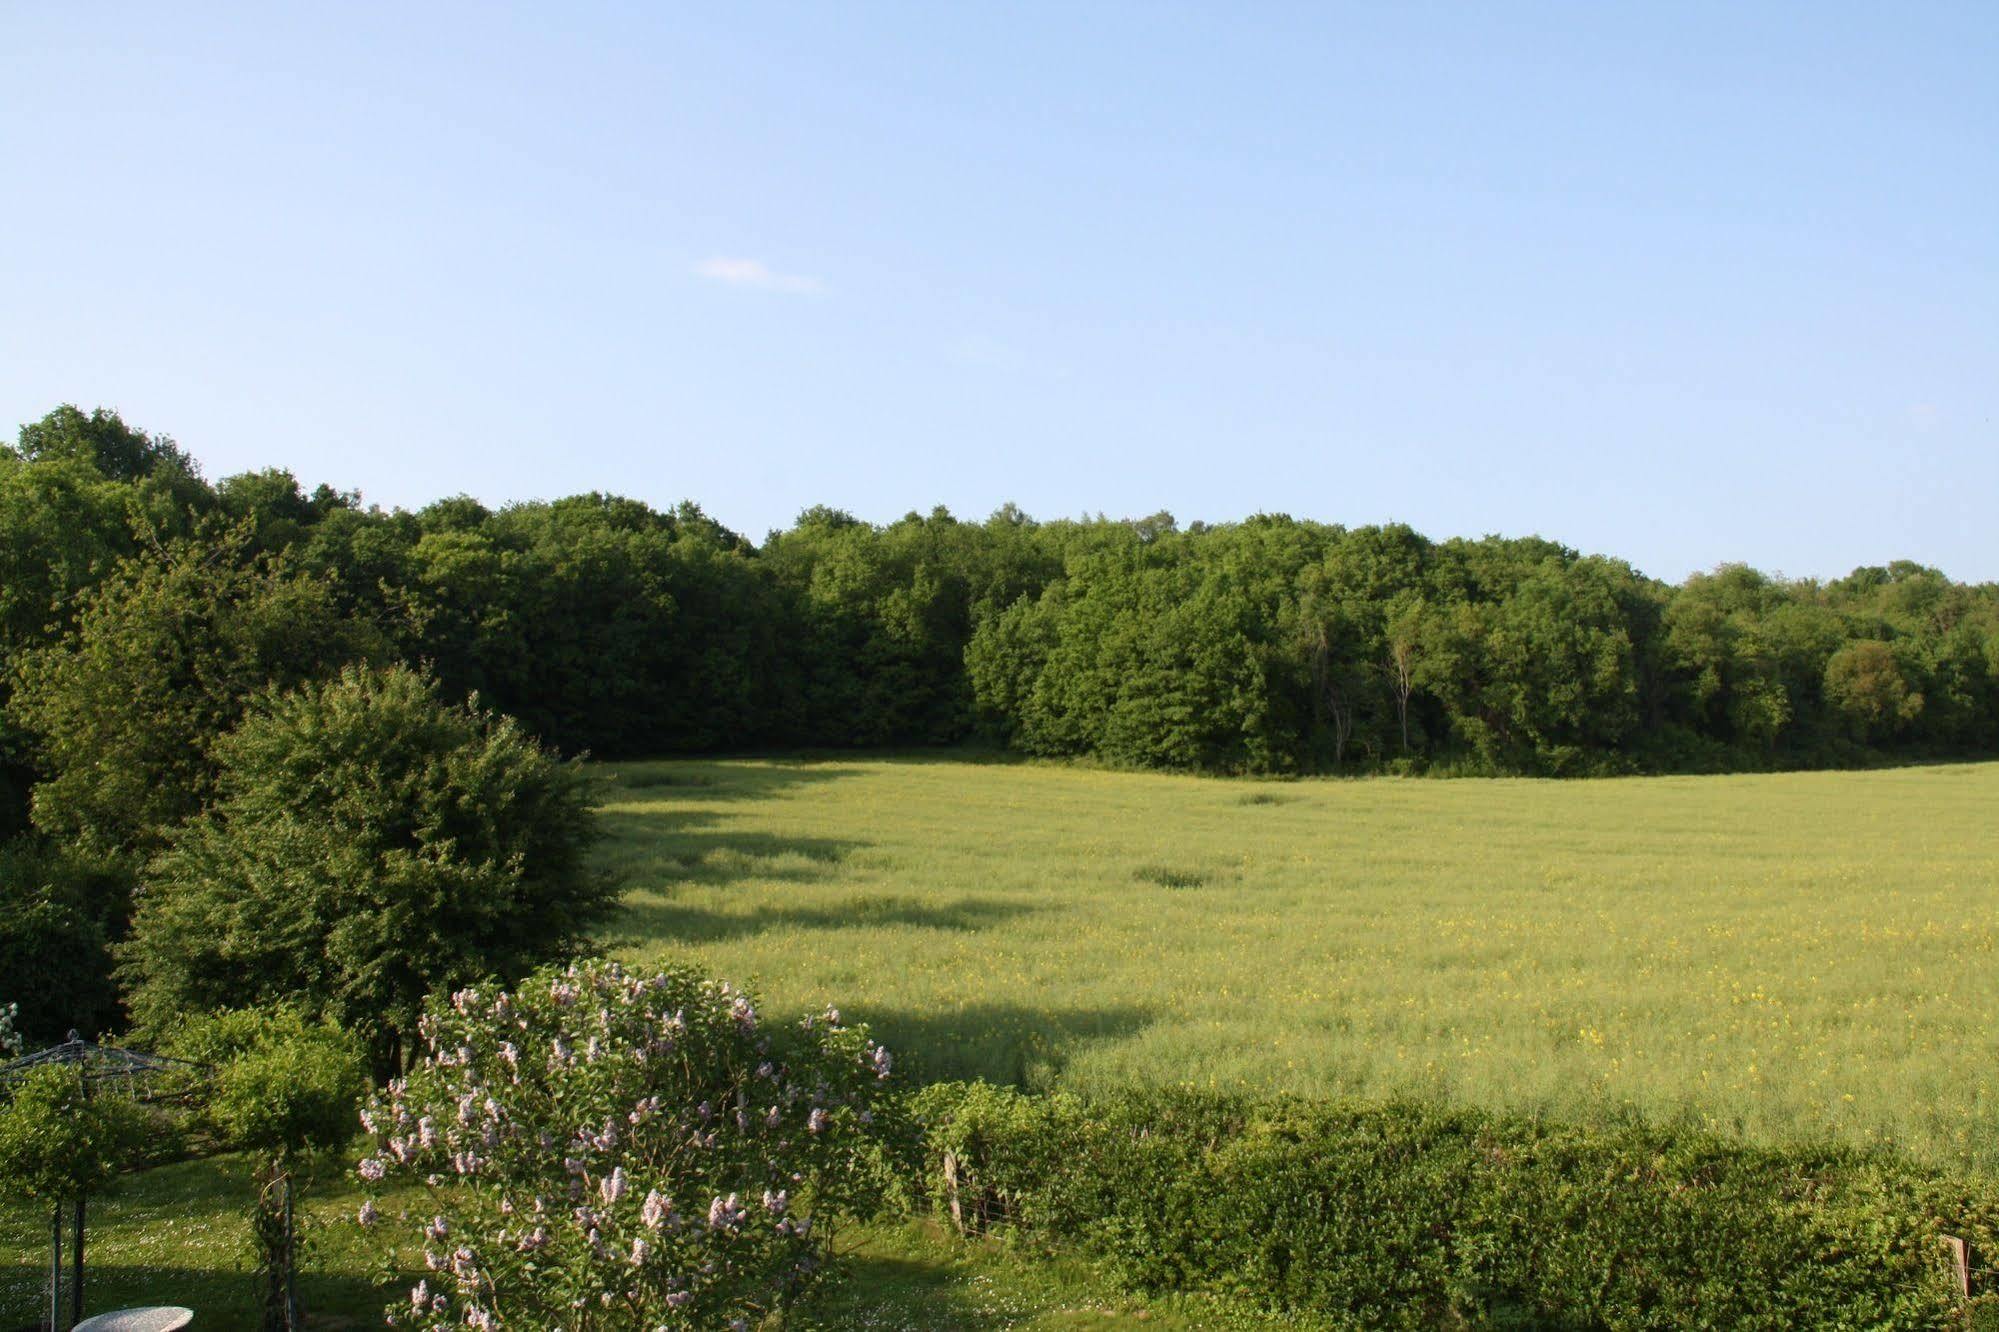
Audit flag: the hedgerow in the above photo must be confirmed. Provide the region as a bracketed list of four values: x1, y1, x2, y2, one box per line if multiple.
[910, 1082, 1999, 1329]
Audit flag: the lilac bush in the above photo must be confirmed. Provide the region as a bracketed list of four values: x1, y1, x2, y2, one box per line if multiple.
[355, 959, 899, 1329]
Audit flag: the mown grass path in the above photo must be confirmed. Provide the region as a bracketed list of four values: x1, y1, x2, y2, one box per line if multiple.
[601, 756, 1999, 1172]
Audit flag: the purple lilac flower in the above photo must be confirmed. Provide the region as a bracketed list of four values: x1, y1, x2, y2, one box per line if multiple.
[706, 1193, 744, 1231]
[641, 1189, 672, 1230]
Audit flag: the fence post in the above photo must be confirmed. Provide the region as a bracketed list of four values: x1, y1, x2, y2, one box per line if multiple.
[49, 1201, 63, 1332]
[1942, 1234, 1970, 1299]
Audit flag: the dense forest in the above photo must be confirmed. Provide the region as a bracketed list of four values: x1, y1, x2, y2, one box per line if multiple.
[6, 404, 1998, 830]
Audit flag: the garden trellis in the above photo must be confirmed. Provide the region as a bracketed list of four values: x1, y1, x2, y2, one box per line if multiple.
[0, 1032, 206, 1332]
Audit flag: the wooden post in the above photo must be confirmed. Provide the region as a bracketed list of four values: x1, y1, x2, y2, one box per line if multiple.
[283, 1169, 299, 1331]
[70, 1196, 85, 1328]
[941, 1151, 965, 1234]
[49, 1201, 63, 1332]
[1942, 1234, 1970, 1298]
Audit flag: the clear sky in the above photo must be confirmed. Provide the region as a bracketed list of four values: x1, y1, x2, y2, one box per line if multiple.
[3, 3, 1994, 583]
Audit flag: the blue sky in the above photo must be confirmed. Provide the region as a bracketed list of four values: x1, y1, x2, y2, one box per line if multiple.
[3, 3, 1993, 582]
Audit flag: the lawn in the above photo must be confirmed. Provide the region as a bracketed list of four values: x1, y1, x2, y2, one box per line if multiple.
[0, 1156, 1302, 1330]
[599, 755, 1999, 1172]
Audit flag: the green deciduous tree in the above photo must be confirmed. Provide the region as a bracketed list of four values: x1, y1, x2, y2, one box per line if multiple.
[1824, 639, 1924, 741]
[122, 664, 606, 1073]
[10, 542, 378, 855]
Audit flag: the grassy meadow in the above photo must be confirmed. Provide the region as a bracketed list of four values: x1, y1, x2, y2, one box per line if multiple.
[599, 755, 1999, 1172]
[10, 756, 1999, 1328]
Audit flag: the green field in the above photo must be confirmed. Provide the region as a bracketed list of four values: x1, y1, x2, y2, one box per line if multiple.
[600, 755, 1999, 1172]
[11, 757, 1999, 1328]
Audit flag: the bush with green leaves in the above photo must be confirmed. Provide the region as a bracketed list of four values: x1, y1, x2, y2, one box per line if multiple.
[168, 1006, 367, 1160]
[355, 960, 902, 1329]
[121, 663, 605, 1073]
[0, 1063, 148, 1204]
[910, 1082, 1999, 1330]
[165, 1007, 366, 1331]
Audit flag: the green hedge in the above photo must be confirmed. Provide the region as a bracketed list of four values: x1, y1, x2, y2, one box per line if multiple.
[909, 1083, 1999, 1330]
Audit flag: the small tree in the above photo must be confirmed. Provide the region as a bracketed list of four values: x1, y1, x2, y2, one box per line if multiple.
[0, 1063, 147, 1329]
[121, 663, 606, 1073]
[1383, 594, 1425, 754]
[172, 1009, 365, 1331]
[355, 960, 902, 1329]
[1823, 639, 1924, 742]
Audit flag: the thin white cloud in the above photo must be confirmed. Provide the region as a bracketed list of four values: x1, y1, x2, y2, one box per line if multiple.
[693, 257, 825, 295]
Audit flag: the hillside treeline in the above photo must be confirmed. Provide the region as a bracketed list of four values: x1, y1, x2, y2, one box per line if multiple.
[6, 404, 1999, 832]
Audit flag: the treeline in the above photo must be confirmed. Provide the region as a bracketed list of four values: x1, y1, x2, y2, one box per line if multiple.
[6, 403, 1999, 840]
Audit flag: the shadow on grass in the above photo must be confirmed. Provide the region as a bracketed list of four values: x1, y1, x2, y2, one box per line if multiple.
[0, 1267, 389, 1331]
[793, 1250, 1010, 1331]
[596, 816, 868, 884]
[864, 1002, 1156, 1089]
[612, 892, 1038, 945]
[592, 758, 869, 805]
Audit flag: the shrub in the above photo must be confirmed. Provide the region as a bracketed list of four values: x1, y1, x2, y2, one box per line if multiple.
[911, 1083, 1999, 1330]
[0, 1063, 148, 1203]
[169, 1007, 366, 1332]
[355, 960, 903, 1329]
[121, 663, 606, 1073]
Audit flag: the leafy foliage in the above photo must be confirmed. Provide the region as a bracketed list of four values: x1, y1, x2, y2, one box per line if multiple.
[0, 1063, 148, 1202]
[163, 1005, 367, 1331]
[355, 960, 903, 1329]
[0, 838, 123, 1044]
[168, 1007, 367, 1159]
[911, 1081, 1999, 1330]
[5, 404, 1998, 788]
[10, 541, 378, 853]
[121, 664, 605, 1071]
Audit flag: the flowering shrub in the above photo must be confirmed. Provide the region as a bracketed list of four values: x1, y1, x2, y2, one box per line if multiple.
[355, 959, 899, 1329]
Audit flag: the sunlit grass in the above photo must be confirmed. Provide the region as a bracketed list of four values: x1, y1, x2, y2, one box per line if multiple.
[600, 755, 1999, 1173]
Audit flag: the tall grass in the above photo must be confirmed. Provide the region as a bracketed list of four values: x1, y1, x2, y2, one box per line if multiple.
[597, 756, 1999, 1173]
